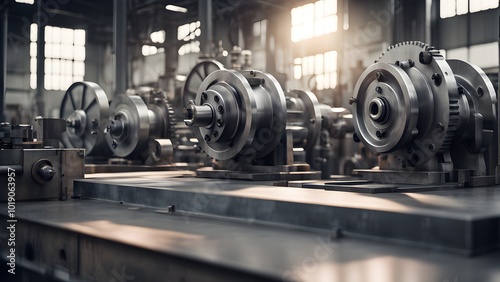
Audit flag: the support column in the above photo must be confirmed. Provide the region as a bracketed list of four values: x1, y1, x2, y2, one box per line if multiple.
[113, 0, 127, 97]
[0, 5, 7, 121]
[496, 7, 500, 184]
[35, 0, 45, 116]
[160, 25, 178, 102]
[199, 0, 213, 57]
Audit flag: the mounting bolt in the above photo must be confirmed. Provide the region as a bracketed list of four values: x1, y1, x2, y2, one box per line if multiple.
[204, 134, 211, 142]
[310, 119, 315, 124]
[112, 140, 117, 148]
[375, 86, 382, 93]
[216, 119, 224, 127]
[375, 71, 383, 81]
[436, 123, 444, 133]
[227, 139, 233, 147]
[477, 86, 484, 97]
[201, 92, 208, 101]
[348, 97, 357, 105]
[214, 95, 220, 103]
[353, 133, 360, 143]
[92, 119, 98, 125]
[217, 105, 224, 113]
[419, 51, 432, 64]
[213, 131, 219, 137]
[91, 131, 97, 135]
[376, 130, 383, 138]
[167, 205, 175, 213]
[431, 73, 442, 86]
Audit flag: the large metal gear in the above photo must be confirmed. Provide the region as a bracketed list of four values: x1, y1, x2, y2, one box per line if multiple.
[353, 41, 496, 181]
[60, 81, 110, 155]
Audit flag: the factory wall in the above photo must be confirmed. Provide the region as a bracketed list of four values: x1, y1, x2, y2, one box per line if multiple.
[4, 17, 112, 122]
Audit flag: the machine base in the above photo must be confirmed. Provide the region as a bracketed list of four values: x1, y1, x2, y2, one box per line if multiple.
[354, 169, 496, 187]
[196, 166, 321, 180]
[73, 172, 500, 256]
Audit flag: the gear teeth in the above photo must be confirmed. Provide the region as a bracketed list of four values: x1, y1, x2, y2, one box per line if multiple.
[440, 93, 460, 152]
[165, 100, 176, 138]
[375, 40, 458, 153]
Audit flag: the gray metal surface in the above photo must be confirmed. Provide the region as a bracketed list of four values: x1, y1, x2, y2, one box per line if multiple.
[196, 166, 321, 181]
[74, 172, 500, 255]
[1, 199, 500, 282]
[105, 94, 150, 158]
[286, 90, 322, 150]
[0, 148, 84, 201]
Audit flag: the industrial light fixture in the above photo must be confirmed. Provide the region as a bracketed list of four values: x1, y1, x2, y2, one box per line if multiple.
[15, 0, 34, 4]
[166, 4, 188, 13]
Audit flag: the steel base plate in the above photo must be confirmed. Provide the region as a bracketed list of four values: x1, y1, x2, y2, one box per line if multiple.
[196, 166, 321, 181]
[72, 172, 500, 256]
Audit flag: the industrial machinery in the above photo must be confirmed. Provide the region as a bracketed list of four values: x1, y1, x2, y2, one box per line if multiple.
[184, 69, 361, 180]
[104, 88, 175, 163]
[0, 119, 84, 201]
[60, 82, 179, 168]
[351, 41, 497, 186]
[285, 91, 372, 177]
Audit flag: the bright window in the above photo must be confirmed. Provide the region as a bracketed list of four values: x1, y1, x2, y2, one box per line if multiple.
[178, 21, 201, 41]
[291, 0, 337, 43]
[470, 0, 499, 12]
[294, 50, 338, 90]
[441, 0, 498, 18]
[30, 24, 86, 91]
[177, 21, 201, 55]
[142, 30, 166, 57]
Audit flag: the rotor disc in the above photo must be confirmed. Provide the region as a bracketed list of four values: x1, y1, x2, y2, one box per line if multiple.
[182, 60, 224, 108]
[353, 62, 419, 153]
[60, 81, 110, 155]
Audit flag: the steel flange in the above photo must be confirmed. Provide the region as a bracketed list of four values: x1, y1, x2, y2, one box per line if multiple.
[105, 94, 150, 158]
[184, 69, 286, 161]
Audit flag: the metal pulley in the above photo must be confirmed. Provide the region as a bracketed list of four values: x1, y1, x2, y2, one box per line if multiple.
[184, 69, 287, 161]
[60, 82, 110, 155]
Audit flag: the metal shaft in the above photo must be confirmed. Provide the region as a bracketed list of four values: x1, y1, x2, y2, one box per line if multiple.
[184, 103, 214, 127]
